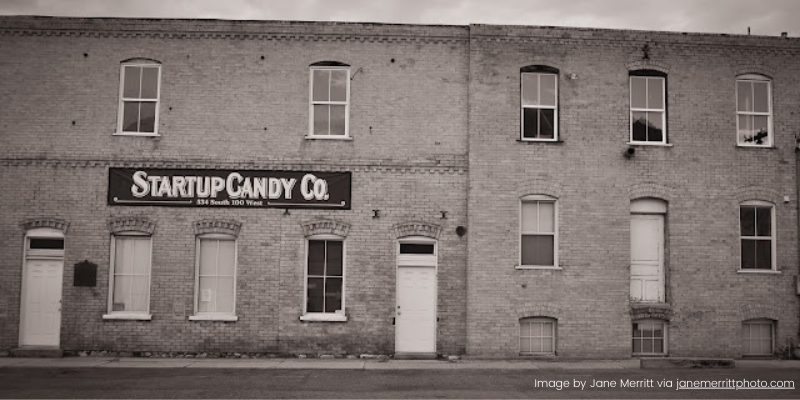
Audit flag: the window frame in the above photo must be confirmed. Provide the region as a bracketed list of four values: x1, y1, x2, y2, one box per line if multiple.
[632, 319, 668, 356]
[104, 232, 153, 320]
[629, 72, 667, 145]
[115, 61, 162, 136]
[738, 200, 777, 272]
[520, 72, 559, 142]
[519, 317, 557, 355]
[741, 319, 775, 356]
[518, 194, 559, 269]
[301, 234, 347, 322]
[189, 233, 238, 322]
[736, 74, 773, 148]
[308, 65, 351, 140]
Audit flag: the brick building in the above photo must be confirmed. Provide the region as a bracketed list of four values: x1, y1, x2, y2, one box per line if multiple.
[0, 16, 798, 359]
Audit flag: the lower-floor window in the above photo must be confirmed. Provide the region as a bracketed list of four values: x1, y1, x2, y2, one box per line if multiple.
[520, 317, 556, 354]
[195, 236, 237, 316]
[306, 238, 345, 314]
[633, 320, 667, 355]
[742, 319, 774, 356]
[110, 235, 152, 314]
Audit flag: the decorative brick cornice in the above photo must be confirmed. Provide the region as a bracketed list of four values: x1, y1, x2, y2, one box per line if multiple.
[630, 303, 673, 321]
[20, 217, 69, 234]
[732, 64, 775, 79]
[626, 60, 670, 74]
[107, 216, 155, 235]
[392, 221, 442, 239]
[628, 182, 674, 202]
[194, 219, 242, 237]
[517, 178, 564, 199]
[733, 186, 782, 205]
[302, 219, 351, 238]
[740, 304, 781, 321]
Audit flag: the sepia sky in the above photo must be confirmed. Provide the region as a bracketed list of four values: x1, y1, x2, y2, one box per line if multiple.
[0, 0, 798, 36]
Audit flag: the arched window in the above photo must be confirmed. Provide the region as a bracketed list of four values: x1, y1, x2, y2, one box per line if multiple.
[739, 200, 776, 271]
[520, 317, 556, 354]
[519, 195, 558, 268]
[521, 65, 559, 141]
[117, 60, 161, 135]
[629, 70, 667, 144]
[736, 74, 772, 147]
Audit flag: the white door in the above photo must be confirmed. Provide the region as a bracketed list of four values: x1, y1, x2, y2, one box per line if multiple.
[396, 266, 436, 353]
[630, 215, 664, 302]
[20, 259, 63, 346]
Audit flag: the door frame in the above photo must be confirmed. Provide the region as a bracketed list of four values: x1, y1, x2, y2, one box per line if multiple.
[395, 236, 438, 354]
[630, 198, 667, 303]
[19, 228, 65, 347]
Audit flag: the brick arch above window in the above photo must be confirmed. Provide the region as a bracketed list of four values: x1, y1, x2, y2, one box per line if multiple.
[630, 304, 673, 321]
[740, 304, 781, 321]
[120, 57, 162, 64]
[392, 221, 442, 240]
[516, 179, 564, 199]
[520, 64, 560, 74]
[626, 60, 670, 75]
[733, 186, 782, 205]
[515, 303, 562, 320]
[301, 219, 351, 238]
[194, 219, 242, 237]
[20, 217, 70, 234]
[107, 216, 155, 235]
[310, 60, 349, 67]
[732, 64, 774, 80]
[628, 182, 675, 202]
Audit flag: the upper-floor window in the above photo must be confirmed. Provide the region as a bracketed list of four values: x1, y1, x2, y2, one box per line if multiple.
[520, 195, 558, 268]
[736, 75, 772, 147]
[740, 201, 776, 271]
[521, 66, 558, 141]
[309, 63, 350, 138]
[630, 71, 666, 144]
[117, 61, 161, 135]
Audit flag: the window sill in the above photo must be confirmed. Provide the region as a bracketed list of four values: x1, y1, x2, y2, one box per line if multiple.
[517, 139, 563, 144]
[102, 313, 152, 321]
[189, 314, 239, 322]
[516, 265, 563, 270]
[300, 314, 348, 322]
[736, 145, 776, 149]
[304, 135, 353, 141]
[737, 269, 781, 275]
[626, 142, 673, 147]
[113, 132, 160, 137]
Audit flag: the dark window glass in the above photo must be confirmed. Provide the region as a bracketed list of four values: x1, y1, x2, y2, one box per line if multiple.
[139, 103, 156, 133]
[308, 240, 325, 275]
[521, 235, 554, 266]
[324, 278, 342, 312]
[29, 238, 64, 250]
[741, 240, 756, 269]
[756, 207, 771, 237]
[523, 108, 539, 138]
[326, 241, 343, 276]
[632, 112, 647, 141]
[539, 109, 555, 139]
[306, 277, 324, 312]
[647, 112, 663, 142]
[400, 243, 435, 254]
[740, 207, 756, 236]
[122, 102, 139, 132]
[755, 240, 772, 269]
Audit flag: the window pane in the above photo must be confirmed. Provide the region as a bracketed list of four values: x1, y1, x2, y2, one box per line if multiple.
[756, 207, 771, 237]
[633, 339, 642, 353]
[738, 115, 753, 144]
[140, 67, 159, 99]
[329, 70, 348, 102]
[737, 81, 752, 112]
[123, 66, 141, 98]
[541, 338, 553, 353]
[312, 69, 329, 102]
[539, 109, 555, 139]
[631, 77, 647, 109]
[539, 202, 555, 233]
[540, 75, 556, 106]
[521, 202, 539, 232]
[139, 102, 156, 133]
[313, 104, 329, 135]
[216, 276, 235, 313]
[306, 277, 324, 312]
[29, 238, 64, 249]
[740, 206, 755, 236]
[308, 240, 325, 276]
[112, 275, 131, 311]
[324, 277, 343, 312]
[217, 240, 236, 276]
[522, 108, 539, 139]
[522, 235, 554, 266]
[122, 102, 140, 132]
[198, 276, 215, 312]
[129, 276, 149, 312]
[647, 112, 663, 142]
[755, 240, 772, 269]
[633, 324, 642, 337]
[521, 74, 539, 106]
[520, 337, 532, 352]
[329, 105, 346, 136]
[741, 239, 756, 269]
[131, 238, 151, 275]
[653, 339, 663, 353]
[400, 243, 435, 254]
[632, 111, 647, 141]
[753, 82, 769, 113]
[752, 115, 769, 145]
[520, 321, 532, 337]
[114, 238, 132, 275]
[199, 239, 217, 276]
[647, 78, 663, 109]
[326, 241, 343, 276]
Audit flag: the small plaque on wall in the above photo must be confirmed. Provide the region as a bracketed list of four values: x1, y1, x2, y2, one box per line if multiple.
[74, 260, 97, 287]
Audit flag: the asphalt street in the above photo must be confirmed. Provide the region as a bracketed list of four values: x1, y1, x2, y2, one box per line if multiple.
[0, 367, 797, 399]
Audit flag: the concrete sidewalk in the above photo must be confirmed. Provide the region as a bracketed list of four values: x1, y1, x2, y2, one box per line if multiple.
[0, 357, 797, 370]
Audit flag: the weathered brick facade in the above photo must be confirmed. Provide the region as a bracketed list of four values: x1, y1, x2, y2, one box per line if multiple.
[1, 16, 798, 359]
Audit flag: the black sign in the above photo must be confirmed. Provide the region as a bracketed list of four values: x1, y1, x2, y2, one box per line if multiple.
[108, 168, 351, 209]
[74, 260, 97, 287]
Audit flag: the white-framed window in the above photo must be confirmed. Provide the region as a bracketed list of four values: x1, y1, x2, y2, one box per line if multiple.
[736, 74, 773, 147]
[739, 201, 776, 271]
[117, 61, 161, 136]
[630, 73, 666, 144]
[309, 64, 350, 138]
[520, 317, 556, 355]
[521, 71, 558, 141]
[520, 195, 558, 268]
[190, 234, 238, 321]
[632, 319, 667, 355]
[104, 234, 152, 320]
[741, 319, 774, 356]
[301, 235, 346, 321]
